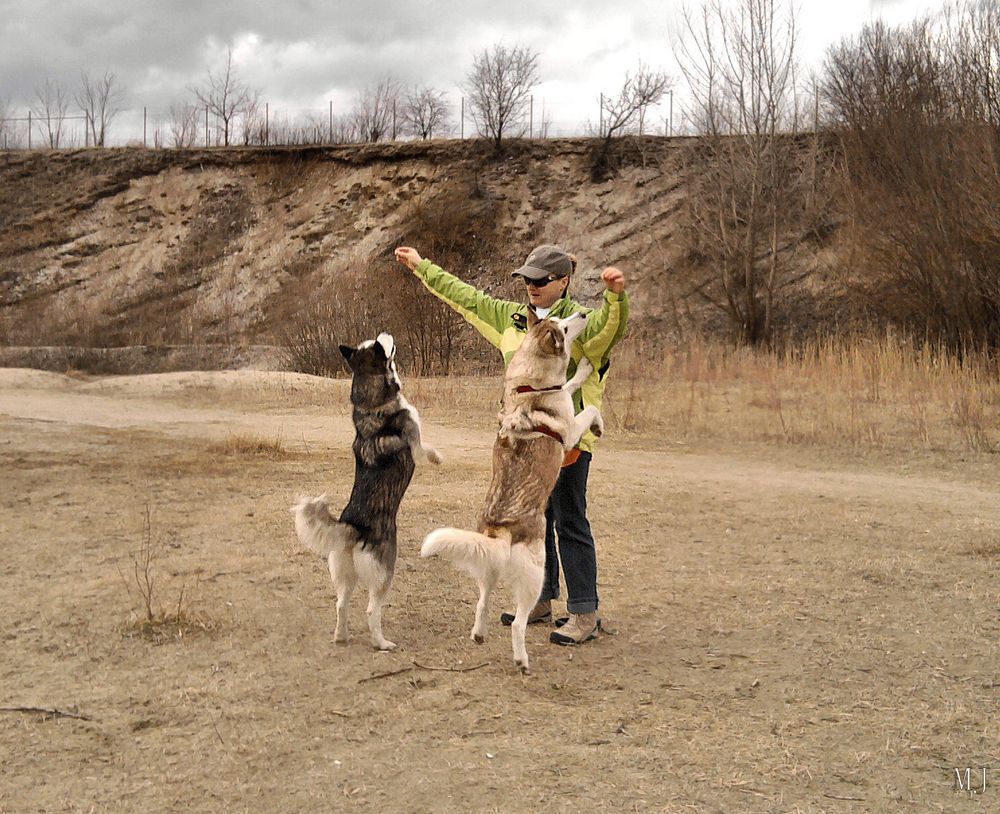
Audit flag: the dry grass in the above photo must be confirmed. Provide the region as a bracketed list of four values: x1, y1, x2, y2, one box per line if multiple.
[965, 540, 1000, 560]
[3, 361, 997, 812]
[603, 334, 999, 454]
[207, 431, 288, 458]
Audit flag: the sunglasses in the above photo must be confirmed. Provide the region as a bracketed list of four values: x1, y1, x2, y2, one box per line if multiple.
[523, 275, 564, 288]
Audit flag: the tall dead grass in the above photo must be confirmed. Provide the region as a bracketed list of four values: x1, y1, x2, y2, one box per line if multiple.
[602, 334, 999, 453]
[400, 333, 997, 455]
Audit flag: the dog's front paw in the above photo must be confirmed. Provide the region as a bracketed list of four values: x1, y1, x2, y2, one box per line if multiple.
[502, 412, 533, 436]
[373, 639, 397, 651]
[590, 415, 604, 438]
[425, 447, 443, 465]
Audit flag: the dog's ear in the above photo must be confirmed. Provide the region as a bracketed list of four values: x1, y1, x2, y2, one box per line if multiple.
[539, 326, 560, 355]
[339, 344, 356, 367]
[526, 306, 539, 328]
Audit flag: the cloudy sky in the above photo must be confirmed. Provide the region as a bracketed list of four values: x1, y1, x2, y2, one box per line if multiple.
[1, 0, 947, 143]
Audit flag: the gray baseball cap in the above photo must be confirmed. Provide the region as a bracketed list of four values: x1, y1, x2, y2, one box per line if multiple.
[511, 244, 574, 281]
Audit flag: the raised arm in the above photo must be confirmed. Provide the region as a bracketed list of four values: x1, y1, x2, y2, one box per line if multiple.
[578, 266, 630, 367]
[394, 246, 519, 349]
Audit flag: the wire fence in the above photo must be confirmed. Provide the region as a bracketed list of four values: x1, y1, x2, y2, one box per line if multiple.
[0, 93, 682, 150]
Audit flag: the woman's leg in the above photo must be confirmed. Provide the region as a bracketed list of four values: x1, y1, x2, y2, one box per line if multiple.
[539, 499, 561, 603]
[550, 452, 598, 615]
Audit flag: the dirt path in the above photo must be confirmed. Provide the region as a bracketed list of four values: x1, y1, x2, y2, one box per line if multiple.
[1, 369, 997, 813]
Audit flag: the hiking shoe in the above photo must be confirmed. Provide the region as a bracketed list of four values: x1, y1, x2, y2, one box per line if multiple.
[554, 615, 602, 630]
[500, 599, 551, 627]
[549, 612, 599, 645]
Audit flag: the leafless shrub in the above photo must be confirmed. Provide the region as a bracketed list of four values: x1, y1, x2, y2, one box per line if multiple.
[352, 77, 402, 143]
[33, 78, 71, 148]
[820, 2, 1000, 350]
[257, 149, 316, 200]
[677, 0, 806, 345]
[281, 184, 511, 377]
[239, 93, 267, 145]
[75, 70, 125, 147]
[593, 63, 672, 179]
[403, 85, 451, 139]
[279, 258, 405, 377]
[168, 101, 200, 147]
[464, 43, 540, 150]
[0, 96, 22, 148]
[119, 505, 210, 642]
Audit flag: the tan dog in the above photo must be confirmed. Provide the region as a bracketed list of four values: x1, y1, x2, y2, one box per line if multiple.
[421, 310, 602, 673]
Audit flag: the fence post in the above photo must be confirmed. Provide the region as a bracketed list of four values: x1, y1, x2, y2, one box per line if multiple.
[265, 102, 269, 146]
[28, 110, 31, 149]
[205, 105, 209, 146]
[668, 90, 674, 137]
[392, 99, 397, 140]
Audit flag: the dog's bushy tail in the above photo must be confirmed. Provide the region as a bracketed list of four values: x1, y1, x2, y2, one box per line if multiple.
[421, 528, 510, 580]
[293, 495, 354, 557]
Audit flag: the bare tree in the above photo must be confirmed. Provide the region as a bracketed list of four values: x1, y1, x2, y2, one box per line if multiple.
[33, 78, 71, 148]
[75, 70, 125, 146]
[464, 43, 540, 149]
[820, 1, 1000, 349]
[0, 96, 19, 148]
[678, 0, 802, 345]
[239, 90, 265, 145]
[168, 101, 199, 148]
[352, 77, 401, 142]
[538, 100, 553, 137]
[403, 86, 450, 139]
[601, 63, 672, 138]
[193, 48, 256, 146]
[594, 62, 672, 176]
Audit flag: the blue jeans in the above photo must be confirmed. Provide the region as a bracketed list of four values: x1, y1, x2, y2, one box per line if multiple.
[539, 451, 598, 614]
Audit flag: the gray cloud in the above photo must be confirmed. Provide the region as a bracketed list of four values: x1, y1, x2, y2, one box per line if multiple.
[0, 0, 942, 141]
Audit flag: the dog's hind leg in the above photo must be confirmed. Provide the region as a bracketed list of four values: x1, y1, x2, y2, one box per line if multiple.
[354, 548, 397, 651]
[328, 549, 357, 644]
[366, 586, 396, 651]
[507, 542, 545, 674]
[471, 568, 499, 644]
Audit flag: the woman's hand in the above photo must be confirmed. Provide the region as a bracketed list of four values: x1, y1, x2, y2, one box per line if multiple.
[602, 266, 625, 294]
[394, 246, 423, 270]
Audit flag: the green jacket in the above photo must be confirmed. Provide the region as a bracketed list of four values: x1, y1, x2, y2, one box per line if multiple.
[411, 258, 630, 453]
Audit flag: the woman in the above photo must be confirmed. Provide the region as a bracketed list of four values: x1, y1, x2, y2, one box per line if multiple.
[393, 243, 628, 644]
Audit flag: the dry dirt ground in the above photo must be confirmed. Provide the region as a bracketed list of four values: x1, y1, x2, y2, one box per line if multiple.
[1, 368, 997, 813]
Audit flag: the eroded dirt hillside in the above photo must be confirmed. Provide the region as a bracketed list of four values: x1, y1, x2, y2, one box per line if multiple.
[0, 137, 840, 351]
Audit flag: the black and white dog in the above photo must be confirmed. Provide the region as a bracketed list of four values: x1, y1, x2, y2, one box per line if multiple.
[294, 333, 441, 650]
